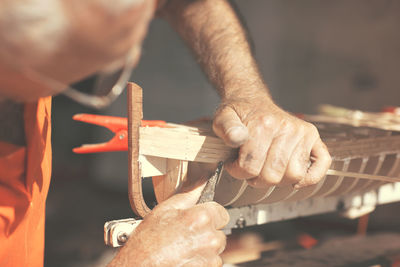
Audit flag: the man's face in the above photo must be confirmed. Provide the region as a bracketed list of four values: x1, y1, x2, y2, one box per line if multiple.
[0, 0, 154, 101]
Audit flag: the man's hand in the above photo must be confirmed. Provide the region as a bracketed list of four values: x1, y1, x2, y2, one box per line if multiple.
[213, 92, 332, 189]
[161, 0, 332, 188]
[109, 180, 229, 267]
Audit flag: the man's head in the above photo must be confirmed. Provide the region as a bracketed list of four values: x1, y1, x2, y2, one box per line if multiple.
[0, 0, 153, 101]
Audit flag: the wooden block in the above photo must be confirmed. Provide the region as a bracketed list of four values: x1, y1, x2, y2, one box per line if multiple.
[140, 155, 167, 177]
[152, 159, 188, 203]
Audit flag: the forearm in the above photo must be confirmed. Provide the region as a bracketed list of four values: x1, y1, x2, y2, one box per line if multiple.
[159, 0, 272, 102]
[160, 0, 331, 188]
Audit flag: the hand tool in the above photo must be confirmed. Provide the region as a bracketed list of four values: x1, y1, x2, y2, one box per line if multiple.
[72, 113, 166, 153]
[103, 161, 225, 247]
[198, 161, 224, 203]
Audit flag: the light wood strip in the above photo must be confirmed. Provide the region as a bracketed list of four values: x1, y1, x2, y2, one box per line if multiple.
[326, 169, 400, 183]
[325, 136, 400, 159]
[139, 126, 400, 163]
[139, 127, 234, 163]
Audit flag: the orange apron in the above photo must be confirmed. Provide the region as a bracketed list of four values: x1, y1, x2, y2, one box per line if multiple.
[0, 97, 52, 267]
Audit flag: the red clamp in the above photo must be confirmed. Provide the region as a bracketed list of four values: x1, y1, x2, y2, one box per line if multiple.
[382, 106, 400, 115]
[73, 113, 167, 153]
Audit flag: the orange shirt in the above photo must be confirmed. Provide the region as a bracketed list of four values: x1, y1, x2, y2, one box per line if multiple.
[0, 97, 52, 267]
[0, 2, 165, 266]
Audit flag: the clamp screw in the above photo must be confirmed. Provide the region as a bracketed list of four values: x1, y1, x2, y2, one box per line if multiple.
[235, 217, 246, 229]
[117, 232, 128, 244]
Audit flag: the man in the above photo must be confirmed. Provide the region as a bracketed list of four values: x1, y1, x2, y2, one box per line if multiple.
[0, 0, 331, 266]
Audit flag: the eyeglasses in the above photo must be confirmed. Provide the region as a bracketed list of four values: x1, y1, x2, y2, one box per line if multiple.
[23, 46, 137, 109]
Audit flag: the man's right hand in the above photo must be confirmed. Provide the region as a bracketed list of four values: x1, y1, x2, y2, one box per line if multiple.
[108, 180, 230, 267]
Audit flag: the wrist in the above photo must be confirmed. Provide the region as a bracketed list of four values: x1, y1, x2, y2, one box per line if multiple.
[220, 81, 274, 106]
[108, 235, 148, 267]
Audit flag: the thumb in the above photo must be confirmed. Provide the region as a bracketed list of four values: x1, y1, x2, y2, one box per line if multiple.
[213, 106, 249, 148]
[157, 178, 208, 211]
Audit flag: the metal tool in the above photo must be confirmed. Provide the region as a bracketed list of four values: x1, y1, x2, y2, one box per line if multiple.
[198, 161, 224, 203]
[104, 162, 225, 247]
[104, 218, 142, 247]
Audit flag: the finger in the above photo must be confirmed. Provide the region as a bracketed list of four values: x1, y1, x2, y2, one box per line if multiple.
[252, 134, 301, 188]
[180, 257, 209, 267]
[225, 123, 273, 179]
[215, 231, 227, 255]
[213, 106, 249, 148]
[158, 178, 208, 211]
[294, 139, 332, 189]
[187, 202, 230, 230]
[198, 230, 227, 256]
[226, 140, 272, 179]
[183, 256, 222, 267]
[283, 135, 317, 185]
[209, 256, 223, 267]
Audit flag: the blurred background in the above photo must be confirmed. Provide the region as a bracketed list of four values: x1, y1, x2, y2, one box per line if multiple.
[46, 1, 400, 266]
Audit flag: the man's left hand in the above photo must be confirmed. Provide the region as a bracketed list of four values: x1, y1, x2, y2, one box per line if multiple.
[212, 91, 332, 189]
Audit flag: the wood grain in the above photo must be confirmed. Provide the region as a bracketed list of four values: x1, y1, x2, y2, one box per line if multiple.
[128, 83, 151, 217]
[138, 125, 400, 163]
